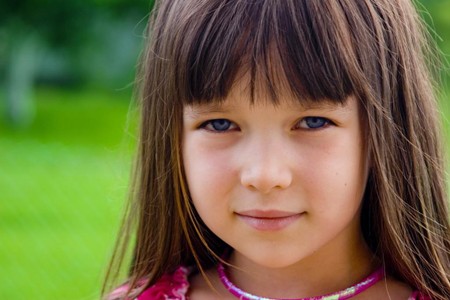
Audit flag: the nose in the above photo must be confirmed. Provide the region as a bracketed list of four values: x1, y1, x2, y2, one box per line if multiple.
[240, 139, 293, 194]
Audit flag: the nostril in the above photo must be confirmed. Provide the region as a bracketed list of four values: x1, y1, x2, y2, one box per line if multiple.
[240, 168, 292, 193]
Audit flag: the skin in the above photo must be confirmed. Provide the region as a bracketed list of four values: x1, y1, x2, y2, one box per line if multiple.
[182, 81, 412, 299]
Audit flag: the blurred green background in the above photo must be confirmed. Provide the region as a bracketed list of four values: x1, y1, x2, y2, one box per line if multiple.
[0, 1, 449, 299]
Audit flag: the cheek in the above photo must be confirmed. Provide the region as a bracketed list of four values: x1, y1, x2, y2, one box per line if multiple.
[182, 141, 238, 232]
[298, 133, 368, 212]
[182, 139, 237, 203]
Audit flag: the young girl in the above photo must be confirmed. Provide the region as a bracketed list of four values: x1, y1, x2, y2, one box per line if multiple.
[103, 0, 450, 299]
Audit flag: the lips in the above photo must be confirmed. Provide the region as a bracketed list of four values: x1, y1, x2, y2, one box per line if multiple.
[235, 210, 303, 231]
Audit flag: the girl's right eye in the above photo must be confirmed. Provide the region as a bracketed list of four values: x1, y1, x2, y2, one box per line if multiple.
[200, 119, 238, 132]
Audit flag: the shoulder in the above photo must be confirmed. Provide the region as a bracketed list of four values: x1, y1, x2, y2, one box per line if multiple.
[408, 291, 431, 300]
[362, 276, 426, 300]
[378, 276, 431, 300]
[138, 266, 191, 300]
[108, 266, 191, 300]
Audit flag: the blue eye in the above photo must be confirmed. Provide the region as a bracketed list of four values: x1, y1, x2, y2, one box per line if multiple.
[201, 119, 237, 132]
[298, 117, 330, 129]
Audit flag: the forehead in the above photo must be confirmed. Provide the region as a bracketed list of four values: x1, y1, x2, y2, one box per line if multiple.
[184, 72, 352, 113]
[184, 80, 356, 119]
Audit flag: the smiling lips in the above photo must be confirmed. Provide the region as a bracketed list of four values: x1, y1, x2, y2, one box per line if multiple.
[236, 210, 304, 231]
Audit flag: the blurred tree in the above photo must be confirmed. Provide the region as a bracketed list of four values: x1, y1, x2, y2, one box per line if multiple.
[0, 0, 153, 127]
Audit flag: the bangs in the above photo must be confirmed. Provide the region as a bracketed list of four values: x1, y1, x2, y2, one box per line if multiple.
[168, 1, 361, 106]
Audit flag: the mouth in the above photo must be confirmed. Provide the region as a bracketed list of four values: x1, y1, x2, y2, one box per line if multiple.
[235, 210, 304, 231]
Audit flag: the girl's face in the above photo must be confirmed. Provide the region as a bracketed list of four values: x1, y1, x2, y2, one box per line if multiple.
[182, 80, 369, 269]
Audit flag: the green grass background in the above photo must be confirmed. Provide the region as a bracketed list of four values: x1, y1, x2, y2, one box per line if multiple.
[0, 88, 136, 299]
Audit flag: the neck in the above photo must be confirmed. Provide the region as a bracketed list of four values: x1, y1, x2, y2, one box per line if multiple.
[226, 234, 377, 298]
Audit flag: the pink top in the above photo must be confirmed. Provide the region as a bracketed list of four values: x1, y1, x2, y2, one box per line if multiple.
[112, 266, 430, 300]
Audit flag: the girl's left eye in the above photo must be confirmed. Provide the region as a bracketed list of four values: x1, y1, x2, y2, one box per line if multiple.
[200, 119, 238, 132]
[296, 117, 331, 129]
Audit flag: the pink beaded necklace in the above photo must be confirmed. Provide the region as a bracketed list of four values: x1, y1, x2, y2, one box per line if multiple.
[217, 262, 384, 300]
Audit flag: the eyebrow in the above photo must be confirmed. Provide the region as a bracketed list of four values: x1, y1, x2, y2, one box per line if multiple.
[184, 99, 351, 118]
[290, 101, 350, 112]
[184, 102, 237, 118]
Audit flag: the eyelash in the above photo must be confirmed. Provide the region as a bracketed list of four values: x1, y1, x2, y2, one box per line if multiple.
[199, 119, 239, 132]
[295, 117, 333, 130]
[199, 117, 333, 133]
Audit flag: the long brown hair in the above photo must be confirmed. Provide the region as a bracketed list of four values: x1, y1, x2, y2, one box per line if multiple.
[103, 1, 450, 299]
